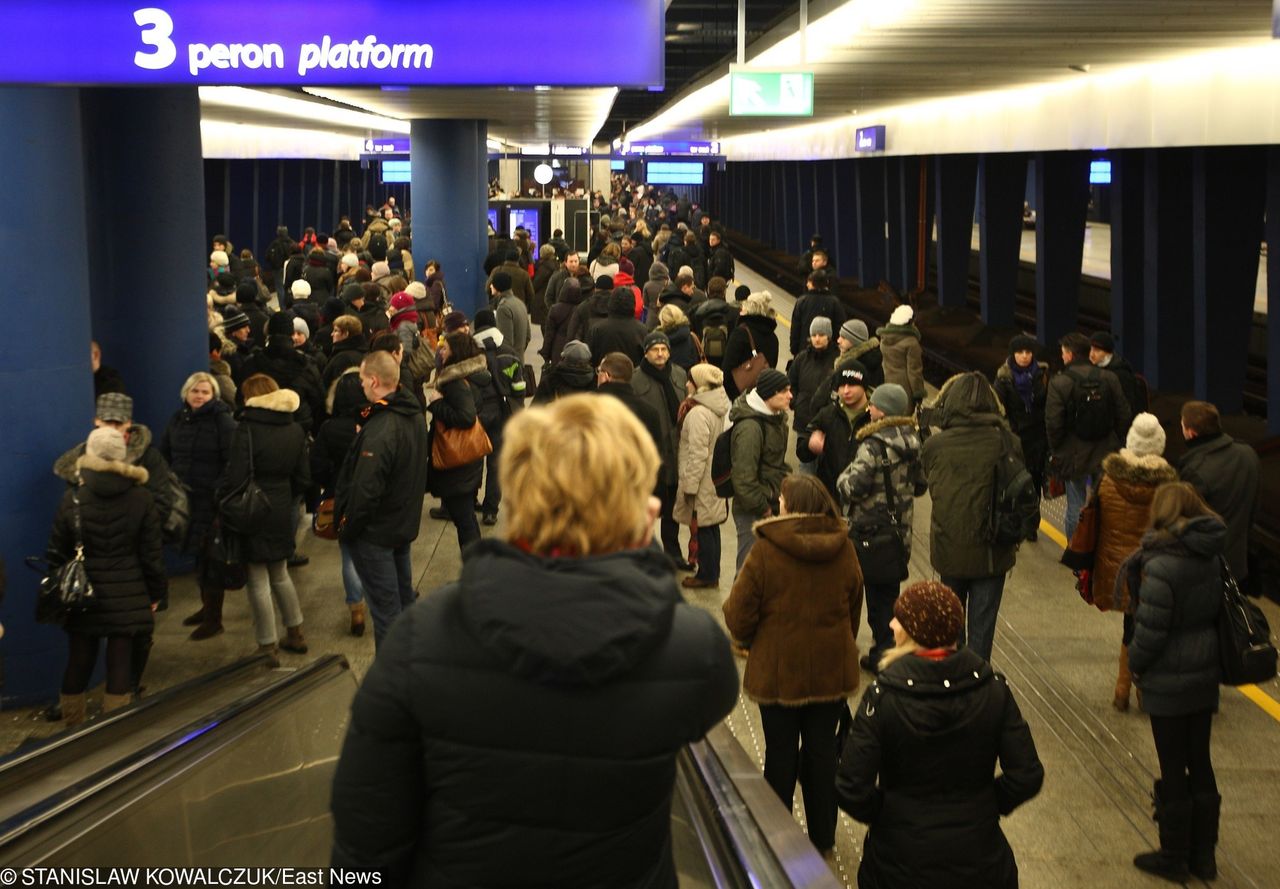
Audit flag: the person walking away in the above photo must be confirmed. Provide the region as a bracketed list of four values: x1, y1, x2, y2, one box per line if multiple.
[723, 292, 780, 401]
[723, 474, 863, 859]
[335, 352, 429, 647]
[675, 364, 730, 589]
[534, 340, 596, 403]
[426, 333, 489, 551]
[729, 369, 793, 572]
[837, 383, 926, 673]
[330, 394, 738, 886]
[994, 334, 1050, 501]
[788, 317, 838, 474]
[1046, 332, 1131, 540]
[48, 427, 167, 726]
[1177, 400, 1259, 593]
[159, 373, 236, 640]
[631, 331, 692, 570]
[1126, 482, 1225, 883]
[218, 374, 310, 662]
[876, 304, 925, 408]
[789, 271, 847, 359]
[836, 581, 1044, 888]
[919, 372, 1020, 661]
[488, 271, 531, 362]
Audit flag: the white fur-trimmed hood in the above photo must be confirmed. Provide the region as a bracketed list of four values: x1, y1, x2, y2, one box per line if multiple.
[75, 453, 149, 485]
[245, 389, 301, 413]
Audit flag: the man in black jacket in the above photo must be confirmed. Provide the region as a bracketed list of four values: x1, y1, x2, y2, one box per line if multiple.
[335, 351, 430, 647]
[586, 288, 649, 367]
[594, 352, 663, 456]
[790, 270, 848, 357]
[1089, 331, 1147, 430]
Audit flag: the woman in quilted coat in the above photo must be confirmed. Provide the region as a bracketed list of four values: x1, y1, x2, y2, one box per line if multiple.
[674, 363, 729, 589]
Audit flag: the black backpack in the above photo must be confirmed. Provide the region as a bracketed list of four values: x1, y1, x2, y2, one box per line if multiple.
[1065, 367, 1113, 442]
[711, 416, 764, 498]
[988, 429, 1041, 546]
[701, 323, 729, 361]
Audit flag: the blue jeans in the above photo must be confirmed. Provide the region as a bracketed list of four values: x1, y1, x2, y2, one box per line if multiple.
[339, 540, 365, 606]
[864, 582, 901, 663]
[348, 538, 415, 648]
[695, 522, 722, 583]
[1064, 476, 1091, 542]
[733, 509, 760, 575]
[939, 574, 1007, 662]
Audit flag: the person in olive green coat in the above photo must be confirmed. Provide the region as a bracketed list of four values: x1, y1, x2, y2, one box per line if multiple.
[919, 371, 1021, 660]
[729, 369, 793, 573]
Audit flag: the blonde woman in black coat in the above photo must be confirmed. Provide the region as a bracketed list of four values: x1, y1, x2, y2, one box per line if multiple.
[49, 427, 167, 727]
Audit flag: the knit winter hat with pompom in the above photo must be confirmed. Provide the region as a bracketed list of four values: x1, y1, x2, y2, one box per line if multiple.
[1126, 413, 1166, 458]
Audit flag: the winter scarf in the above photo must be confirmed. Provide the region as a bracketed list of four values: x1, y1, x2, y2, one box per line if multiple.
[1007, 357, 1036, 412]
[641, 359, 681, 422]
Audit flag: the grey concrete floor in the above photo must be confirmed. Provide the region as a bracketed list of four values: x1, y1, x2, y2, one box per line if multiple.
[5, 262, 1279, 888]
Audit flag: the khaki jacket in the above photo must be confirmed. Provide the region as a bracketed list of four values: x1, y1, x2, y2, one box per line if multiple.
[675, 388, 730, 527]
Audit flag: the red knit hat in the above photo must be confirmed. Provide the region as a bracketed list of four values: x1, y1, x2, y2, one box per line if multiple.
[390, 291, 415, 312]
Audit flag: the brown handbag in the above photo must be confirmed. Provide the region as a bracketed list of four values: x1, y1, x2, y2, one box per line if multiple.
[731, 326, 768, 393]
[432, 419, 493, 470]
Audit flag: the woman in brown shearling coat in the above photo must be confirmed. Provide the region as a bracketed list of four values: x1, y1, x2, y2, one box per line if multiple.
[1089, 413, 1177, 711]
[723, 473, 863, 856]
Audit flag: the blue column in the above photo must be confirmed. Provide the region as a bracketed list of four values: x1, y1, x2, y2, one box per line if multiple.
[855, 158, 887, 290]
[1268, 149, 1280, 434]
[832, 160, 858, 281]
[978, 153, 1026, 328]
[890, 157, 924, 294]
[1192, 146, 1265, 413]
[1110, 150, 1145, 370]
[0, 89, 95, 707]
[1034, 151, 1091, 346]
[1143, 148, 1195, 391]
[884, 159, 904, 292]
[935, 154, 977, 310]
[411, 119, 489, 315]
[81, 88, 208, 435]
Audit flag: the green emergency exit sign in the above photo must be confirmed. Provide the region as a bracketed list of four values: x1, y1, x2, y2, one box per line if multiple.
[729, 71, 814, 116]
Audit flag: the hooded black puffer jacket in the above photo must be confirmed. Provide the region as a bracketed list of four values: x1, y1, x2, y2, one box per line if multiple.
[426, 355, 487, 499]
[159, 398, 236, 554]
[330, 541, 739, 887]
[47, 456, 167, 637]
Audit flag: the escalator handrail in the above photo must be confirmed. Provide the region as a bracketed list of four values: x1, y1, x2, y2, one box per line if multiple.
[0, 653, 275, 774]
[0, 654, 350, 848]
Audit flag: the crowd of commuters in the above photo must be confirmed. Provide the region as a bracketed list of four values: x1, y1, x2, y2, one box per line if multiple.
[42, 176, 1262, 885]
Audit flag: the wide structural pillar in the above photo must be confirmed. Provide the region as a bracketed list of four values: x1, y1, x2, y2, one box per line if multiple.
[1034, 151, 1091, 346]
[1268, 150, 1280, 434]
[887, 156, 925, 294]
[0, 88, 96, 707]
[1110, 151, 1145, 369]
[854, 158, 887, 291]
[978, 153, 1026, 328]
[81, 88, 209, 435]
[1192, 147, 1266, 413]
[1143, 148, 1195, 392]
[935, 154, 977, 310]
[412, 119, 489, 314]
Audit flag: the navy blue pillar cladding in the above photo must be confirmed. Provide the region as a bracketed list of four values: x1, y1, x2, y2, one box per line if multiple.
[1110, 151, 1145, 370]
[1192, 147, 1265, 413]
[411, 119, 489, 315]
[1034, 151, 1091, 346]
[797, 163, 817, 260]
[1267, 149, 1280, 434]
[832, 160, 858, 281]
[815, 161, 838, 274]
[81, 89, 209, 437]
[855, 158, 887, 289]
[889, 157, 925, 294]
[978, 153, 1027, 328]
[935, 154, 977, 310]
[884, 159, 904, 292]
[1143, 148, 1195, 391]
[0, 89, 96, 707]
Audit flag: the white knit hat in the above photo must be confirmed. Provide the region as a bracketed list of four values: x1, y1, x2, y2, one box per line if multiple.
[405, 281, 427, 300]
[85, 427, 127, 462]
[209, 249, 229, 267]
[1126, 412, 1166, 458]
[291, 279, 312, 299]
[889, 304, 914, 326]
[340, 253, 359, 269]
[292, 317, 310, 339]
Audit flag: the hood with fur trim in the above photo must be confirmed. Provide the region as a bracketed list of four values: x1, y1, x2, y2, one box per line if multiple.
[53, 423, 155, 484]
[245, 388, 301, 414]
[75, 453, 149, 488]
[1102, 450, 1177, 487]
[855, 414, 918, 442]
[432, 354, 489, 388]
[847, 336, 880, 360]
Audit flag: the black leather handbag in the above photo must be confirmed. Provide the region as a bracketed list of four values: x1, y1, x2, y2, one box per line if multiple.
[218, 426, 271, 534]
[848, 440, 910, 586]
[29, 490, 95, 625]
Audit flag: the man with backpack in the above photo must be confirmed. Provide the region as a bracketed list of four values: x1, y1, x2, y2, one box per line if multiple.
[1046, 332, 1132, 540]
[1089, 332, 1148, 429]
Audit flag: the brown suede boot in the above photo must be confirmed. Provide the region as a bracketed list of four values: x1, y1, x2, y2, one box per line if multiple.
[189, 586, 225, 641]
[257, 643, 281, 668]
[60, 693, 87, 728]
[1113, 644, 1132, 712]
[280, 625, 308, 654]
[102, 692, 132, 715]
[349, 603, 366, 637]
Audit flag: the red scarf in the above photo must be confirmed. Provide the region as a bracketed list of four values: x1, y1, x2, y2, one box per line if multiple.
[912, 647, 955, 661]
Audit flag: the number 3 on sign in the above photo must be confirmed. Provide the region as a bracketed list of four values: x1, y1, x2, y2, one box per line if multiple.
[134, 8, 177, 70]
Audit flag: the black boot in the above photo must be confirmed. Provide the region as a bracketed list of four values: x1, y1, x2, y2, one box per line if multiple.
[190, 586, 225, 640]
[1189, 792, 1220, 880]
[1134, 797, 1192, 883]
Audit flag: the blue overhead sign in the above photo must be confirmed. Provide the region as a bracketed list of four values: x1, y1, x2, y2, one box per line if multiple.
[2, 1, 664, 86]
[621, 140, 721, 157]
[855, 125, 886, 152]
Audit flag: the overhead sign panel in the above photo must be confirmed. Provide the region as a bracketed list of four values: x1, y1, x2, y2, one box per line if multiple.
[2, 1, 664, 87]
[620, 140, 720, 156]
[729, 71, 814, 117]
[854, 126, 886, 152]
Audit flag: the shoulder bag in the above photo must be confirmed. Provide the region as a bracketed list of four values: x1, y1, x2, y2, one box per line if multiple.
[731, 326, 768, 394]
[30, 490, 95, 625]
[848, 439, 909, 586]
[431, 384, 494, 470]
[218, 426, 272, 534]
[1218, 557, 1278, 686]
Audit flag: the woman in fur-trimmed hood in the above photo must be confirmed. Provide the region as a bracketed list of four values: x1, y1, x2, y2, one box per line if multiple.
[47, 427, 167, 726]
[1090, 412, 1178, 712]
[426, 332, 490, 550]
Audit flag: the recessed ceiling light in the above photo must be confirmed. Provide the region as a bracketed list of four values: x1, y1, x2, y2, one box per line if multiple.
[1069, 64, 1091, 73]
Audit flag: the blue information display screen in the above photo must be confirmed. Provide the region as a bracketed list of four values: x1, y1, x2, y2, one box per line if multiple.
[487, 208, 500, 234]
[508, 208, 540, 252]
[1089, 160, 1112, 185]
[4, 1, 664, 86]
[647, 161, 704, 186]
[381, 159, 411, 183]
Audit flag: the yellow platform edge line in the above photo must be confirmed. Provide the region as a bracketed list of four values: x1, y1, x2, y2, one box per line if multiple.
[1038, 519, 1069, 549]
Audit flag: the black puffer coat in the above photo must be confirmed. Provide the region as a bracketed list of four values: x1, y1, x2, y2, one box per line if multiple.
[330, 541, 739, 888]
[323, 335, 369, 389]
[47, 456, 167, 637]
[722, 315, 779, 400]
[159, 398, 236, 554]
[216, 390, 310, 564]
[836, 648, 1044, 889]
[312, 371, 366, 494]
[1128, 516, 1225, 717]
[532, 361, 596, 404]
[427, 356, 487, 499]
